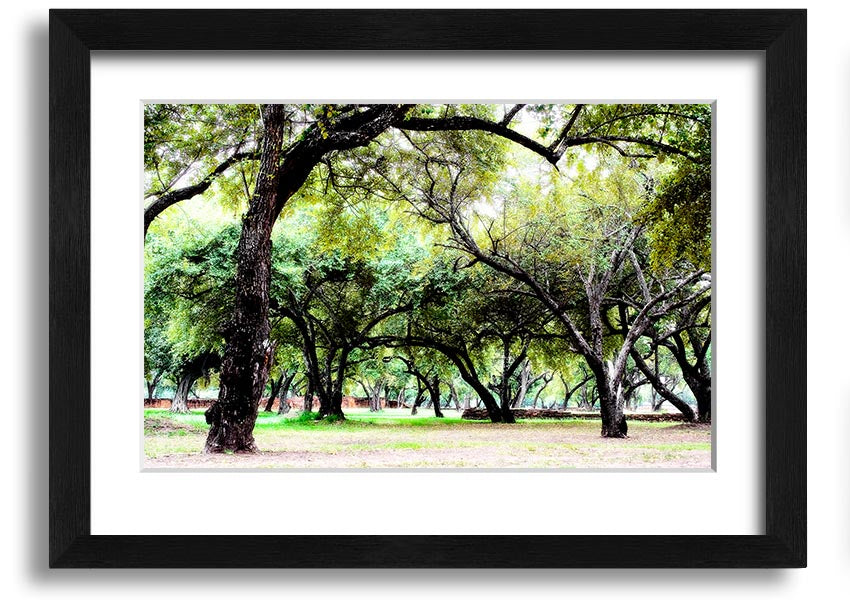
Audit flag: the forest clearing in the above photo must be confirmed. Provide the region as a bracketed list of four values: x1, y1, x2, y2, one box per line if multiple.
[144, 408, 711, 469]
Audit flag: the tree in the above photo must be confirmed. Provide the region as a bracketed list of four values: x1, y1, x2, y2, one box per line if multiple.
[396, 148, 708, 436]
[263, 342, 303, 413]
[202, 105, 290, 452]
[144, 103, 262, 237]
[471, 281, 551, 420]
[268, 201, 424, 420]
[144, 222, 237, 412]
[384, 349, 453, 418]
[376, 259, 510, 423]
[144, 318, 171, 402]
[169, 352, 221, 414]
[630, 293, 711, 421]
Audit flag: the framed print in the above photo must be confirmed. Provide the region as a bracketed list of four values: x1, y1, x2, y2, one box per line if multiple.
[50, 9, 806, 567]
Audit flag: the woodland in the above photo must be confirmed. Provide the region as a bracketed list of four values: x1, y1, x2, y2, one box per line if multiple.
[143, 103, 711, 462]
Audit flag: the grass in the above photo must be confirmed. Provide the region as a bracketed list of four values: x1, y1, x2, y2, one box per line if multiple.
[143, 407, 711, 469]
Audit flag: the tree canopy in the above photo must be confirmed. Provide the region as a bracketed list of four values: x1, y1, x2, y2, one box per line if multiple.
[144, 103, 712, 449]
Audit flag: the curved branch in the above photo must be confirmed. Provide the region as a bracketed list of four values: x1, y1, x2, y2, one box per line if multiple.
[144, 150, 259, 238]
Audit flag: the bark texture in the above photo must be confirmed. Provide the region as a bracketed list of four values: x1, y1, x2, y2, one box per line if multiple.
[204, 105, 287, 453]
[171, 373, 194, 414]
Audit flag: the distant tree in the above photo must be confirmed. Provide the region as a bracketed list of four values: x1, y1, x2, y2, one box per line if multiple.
[269, 205, 424, 420]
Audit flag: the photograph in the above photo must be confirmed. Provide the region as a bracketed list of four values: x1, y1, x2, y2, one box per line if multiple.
[143, 102, 712, 470]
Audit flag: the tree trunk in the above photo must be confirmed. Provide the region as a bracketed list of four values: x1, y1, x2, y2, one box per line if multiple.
[651, 346, 659, 411]
[500, 405, 515, 423]
[560, 374, 589, 410]
[590, 362, 627, 438]
[686, 374, 711, 423]
[171, 373, 195, 414]
[577, 384, 590, 410]
[411, 388, 425, 416]
[325, 391, 345, 419]
[264, 375, 283, 412]
[369, 379, 384, 412]
[513, 360, 531, 408]
[303, 374, 314, 413]
[317, 353, 347, 420]
[496, 340, 517, 422]
[448, 381, 460, 411]
[280, 372, 298, 414]
[204, 105, 287, 454]
[430, 377, 444, 418]
[469, 377, 507, 423]
[146, 371, 162, 402]
[630, 349, 696, 422]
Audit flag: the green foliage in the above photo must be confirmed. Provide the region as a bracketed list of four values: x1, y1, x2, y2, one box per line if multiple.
[295, 411, 320, 422]
[144, 103, 712, 412]
[144, 103, 261, 202]
[144, 222, 240, 377]
[642, 158, 711, 271]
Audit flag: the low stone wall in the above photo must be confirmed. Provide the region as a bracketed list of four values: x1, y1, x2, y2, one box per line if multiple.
[143, 398, 213, 409]
[143, 395, 400, 411]
[461, 408, 688, 421]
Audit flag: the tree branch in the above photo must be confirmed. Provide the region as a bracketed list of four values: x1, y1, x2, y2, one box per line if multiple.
[143, 150, 259, 238]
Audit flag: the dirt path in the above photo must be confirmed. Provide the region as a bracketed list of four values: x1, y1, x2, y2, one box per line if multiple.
[144, 419, 711, 470]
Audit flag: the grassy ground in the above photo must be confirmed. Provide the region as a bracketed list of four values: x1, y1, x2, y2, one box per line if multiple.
[143, 408, 711, 469]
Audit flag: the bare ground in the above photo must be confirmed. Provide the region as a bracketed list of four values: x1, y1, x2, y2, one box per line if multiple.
[144, 413, 711, 470]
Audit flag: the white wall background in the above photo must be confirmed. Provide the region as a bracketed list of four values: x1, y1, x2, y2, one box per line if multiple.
[1, 0, 836, 598]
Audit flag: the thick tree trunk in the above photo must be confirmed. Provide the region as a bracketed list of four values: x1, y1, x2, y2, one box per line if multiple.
[204, 105, 287, 454]
[317, 354, 347, 420]
[323, 392, 345, 418]
[496, 341, 517, 422]
[686, 374, 711, 423]
[171, 373, 195, 414]
[500, 404, 516, 423]
[468, 377, 506, 423]
[591, 363, 627, 438]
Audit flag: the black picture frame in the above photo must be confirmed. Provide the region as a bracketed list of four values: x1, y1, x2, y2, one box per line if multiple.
[49, 9, 806, 568]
